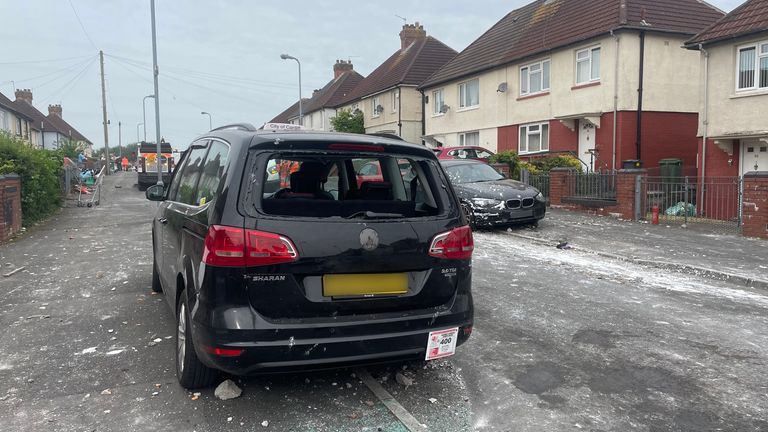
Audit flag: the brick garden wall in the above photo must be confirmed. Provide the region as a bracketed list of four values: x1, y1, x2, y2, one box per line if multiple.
[742, 172, 768, 239]
[0, 174, 22, 243]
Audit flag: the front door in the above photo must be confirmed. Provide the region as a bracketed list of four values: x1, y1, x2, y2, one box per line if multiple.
[578, 121, 595, 172]
[741, 138, 768, 175]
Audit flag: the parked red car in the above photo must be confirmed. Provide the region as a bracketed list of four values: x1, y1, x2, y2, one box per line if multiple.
[433, 146, 495, 162]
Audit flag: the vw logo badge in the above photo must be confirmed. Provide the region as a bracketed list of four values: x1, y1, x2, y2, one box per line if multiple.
[360, 228, 379, 251]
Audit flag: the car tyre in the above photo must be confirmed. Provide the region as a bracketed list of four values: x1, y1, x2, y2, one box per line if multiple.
[176, 291, 218, 389]
[461, 202, 476, 230]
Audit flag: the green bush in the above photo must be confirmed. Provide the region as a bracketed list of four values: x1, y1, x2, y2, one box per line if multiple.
[488, 150, 521, 176]
[0, 132, 64, 225]
[532, 154, 583, 172]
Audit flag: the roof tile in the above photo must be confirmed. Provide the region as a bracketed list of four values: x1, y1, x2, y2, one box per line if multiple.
[687, 0, 768, 46]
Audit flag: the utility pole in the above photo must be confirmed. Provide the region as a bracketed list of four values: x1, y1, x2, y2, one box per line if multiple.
[99, 50, 111, 175]
[150, 0, 163, 186]
[118, 121, 122, 158]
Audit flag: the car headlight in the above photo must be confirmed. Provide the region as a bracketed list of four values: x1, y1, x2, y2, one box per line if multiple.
[534, 192, 546, 202]
[470, 198, 503, 208]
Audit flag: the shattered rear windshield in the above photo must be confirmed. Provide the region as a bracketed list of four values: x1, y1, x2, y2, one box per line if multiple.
[256, 152, 446, 218]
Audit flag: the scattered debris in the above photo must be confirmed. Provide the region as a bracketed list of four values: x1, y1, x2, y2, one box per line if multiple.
[395, 372, 413, 387]
[428, 397, 437, 404]
[80, 347, 97, 355]
[556, 241, 572, 250]
[151, 391, 159, 396]
[347, 412, 359, 419]
[3, 267, 25, 277]
[191, 392, 201, 401]
[261, 420, 269, 427]
[154, 384, 162, 388]
[153, 338, 162, 343]
[96, 272, 104, 279]
[103, 410, 111, 414]
[106, 349, 123, 355]
[227, 417, 233, 422]
[345, 382, 352, 389]
[364, 400, 375, 407]
[101, 389, 112, 395]
[215, 379, 242, 400]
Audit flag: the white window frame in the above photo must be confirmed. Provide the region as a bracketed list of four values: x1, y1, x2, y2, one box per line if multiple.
[458, 131, 480, 147]
[736, 40, 768, 92]
[518, 122, 549, 154]
[371, 96, 381, 118]
[391, 89, 399, 113]
[575, 46, 601, 84]
[458, 78, 480, 110]
[520, 59, 551, 96]
[432, 88, 445, 116]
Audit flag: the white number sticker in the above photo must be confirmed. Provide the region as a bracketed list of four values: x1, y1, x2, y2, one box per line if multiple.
[425, 327, 459, 361]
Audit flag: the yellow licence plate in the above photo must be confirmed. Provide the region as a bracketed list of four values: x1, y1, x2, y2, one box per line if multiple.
[322, 273, 408, 297]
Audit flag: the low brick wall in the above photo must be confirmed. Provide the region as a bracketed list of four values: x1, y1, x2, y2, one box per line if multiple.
[742, 172, 768, 239]
[549, 168, 646, 220]
[0, 174, 22, 243]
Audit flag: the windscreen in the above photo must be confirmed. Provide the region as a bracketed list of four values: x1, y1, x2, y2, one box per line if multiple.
[257, 152, 446, 219]
[445, 163, 504, 184]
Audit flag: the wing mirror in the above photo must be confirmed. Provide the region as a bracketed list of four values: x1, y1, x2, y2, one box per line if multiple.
[145, 184, 166, 201]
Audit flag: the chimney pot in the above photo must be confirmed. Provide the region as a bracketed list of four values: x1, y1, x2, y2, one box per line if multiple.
[333, 59, 354, 79]
[48, 104, 63, 118]
[15, 89, 33, 104]
[399, 22, 426, 50]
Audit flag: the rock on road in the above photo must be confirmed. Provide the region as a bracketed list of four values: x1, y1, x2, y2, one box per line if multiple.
[0, 172, 766, 431]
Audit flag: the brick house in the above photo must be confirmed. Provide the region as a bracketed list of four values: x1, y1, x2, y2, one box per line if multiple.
[0, 91, 33, 143]
[685, 0, 768, 179]
[419, 0, 724, 173]
[335, 23, 457, 143]
[271, 60, 364, 130]
[11, 89, 93, 155]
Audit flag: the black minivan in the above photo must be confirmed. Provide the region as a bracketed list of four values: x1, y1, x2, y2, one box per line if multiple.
[146, 124, 473, 389]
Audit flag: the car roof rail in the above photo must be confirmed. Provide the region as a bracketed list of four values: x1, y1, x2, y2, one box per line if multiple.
[210, 123, 258, 132]
[367, 132, 404, 141]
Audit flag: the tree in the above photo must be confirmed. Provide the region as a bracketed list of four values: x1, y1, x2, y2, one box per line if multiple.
[330, 109, 365, 134]
[56, 139, 83, 160]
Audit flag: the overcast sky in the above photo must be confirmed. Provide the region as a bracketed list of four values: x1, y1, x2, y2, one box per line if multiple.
[0, 0, 743, 151]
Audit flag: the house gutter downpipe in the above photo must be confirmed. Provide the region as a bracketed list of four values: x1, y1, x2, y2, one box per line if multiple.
[636, 30, 645, 161]
[700, 43, 709, 210]
[611, 30, 619, 171]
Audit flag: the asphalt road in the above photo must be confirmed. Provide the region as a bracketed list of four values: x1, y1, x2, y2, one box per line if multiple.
[0, 172, 766, 432]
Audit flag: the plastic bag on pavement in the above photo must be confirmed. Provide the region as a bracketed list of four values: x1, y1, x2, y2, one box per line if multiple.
[665, 202, 695, 217]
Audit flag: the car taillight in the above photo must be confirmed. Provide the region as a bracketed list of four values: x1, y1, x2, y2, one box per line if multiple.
[203, 225, 298, 267]
[428, 226, 474, 260]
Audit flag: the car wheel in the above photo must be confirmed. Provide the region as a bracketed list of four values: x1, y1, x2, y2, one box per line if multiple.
[461, 202, 476, 229]
[151, 259, 162, 293]
[176, 291, 218, 389]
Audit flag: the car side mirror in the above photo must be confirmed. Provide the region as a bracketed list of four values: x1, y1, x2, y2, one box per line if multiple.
[145, 184, 166, 201]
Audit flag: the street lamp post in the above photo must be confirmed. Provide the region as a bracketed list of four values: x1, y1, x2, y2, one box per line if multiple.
[280, 54, 302, 126]
[201, 111, 212, 130]
[142, 95, 155, 142]
[137, 123, 143, 143]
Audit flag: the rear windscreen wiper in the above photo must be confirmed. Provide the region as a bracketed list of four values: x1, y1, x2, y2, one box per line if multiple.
[345, 211, 404, 219]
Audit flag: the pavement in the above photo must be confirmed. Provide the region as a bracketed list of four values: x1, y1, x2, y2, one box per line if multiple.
[505, 208, 768, 289]
[0, 172, 767, 431]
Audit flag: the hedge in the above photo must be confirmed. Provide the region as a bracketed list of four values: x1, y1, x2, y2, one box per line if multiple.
[0, 132, 64, 225]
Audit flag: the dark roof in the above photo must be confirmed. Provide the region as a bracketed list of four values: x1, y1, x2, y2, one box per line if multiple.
[10, 100, 59, 132]
[306, 71, 365, 110]
[686, 0, 768, 46]
[338, 36, 457, 104]
[45, 113, 92, 144]
[421, 0, 724, 88]
[0, 92, 32, 121]
[269, 98, 308, 123]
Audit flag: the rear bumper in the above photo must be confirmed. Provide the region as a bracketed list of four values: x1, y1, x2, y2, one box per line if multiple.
[189, 294, 473, 375]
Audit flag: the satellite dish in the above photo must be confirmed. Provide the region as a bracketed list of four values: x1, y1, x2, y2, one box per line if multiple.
[439, 104, 450, 114]
[497, 82, 508, 93]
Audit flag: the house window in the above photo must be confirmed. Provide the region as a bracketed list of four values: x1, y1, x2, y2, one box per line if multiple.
[458, 131, 480, 147]
[520, 59, 550, 96]
[391, 90, 399, 113]
[576, 47, 601, 84]
[737, 41, 768, 91]
[16, 118, 22, 136]
[519, 123, 549, 154]
[458, 79, 479, 109]
[371, 96, 381, 118]
[432, 89, 445, 115]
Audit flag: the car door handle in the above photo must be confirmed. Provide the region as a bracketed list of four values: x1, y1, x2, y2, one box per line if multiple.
[157, 217, 168, 224]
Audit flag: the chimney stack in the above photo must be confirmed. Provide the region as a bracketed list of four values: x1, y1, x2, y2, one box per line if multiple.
[399, 22, 426, 50]
[333, 59, 354, 79]
[48, 104, 63, 118]
[15, 89, 33, 104]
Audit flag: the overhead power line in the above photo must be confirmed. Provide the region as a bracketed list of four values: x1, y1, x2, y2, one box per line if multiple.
[68, 0, 98, 50]
[0, 55, 93, 66]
